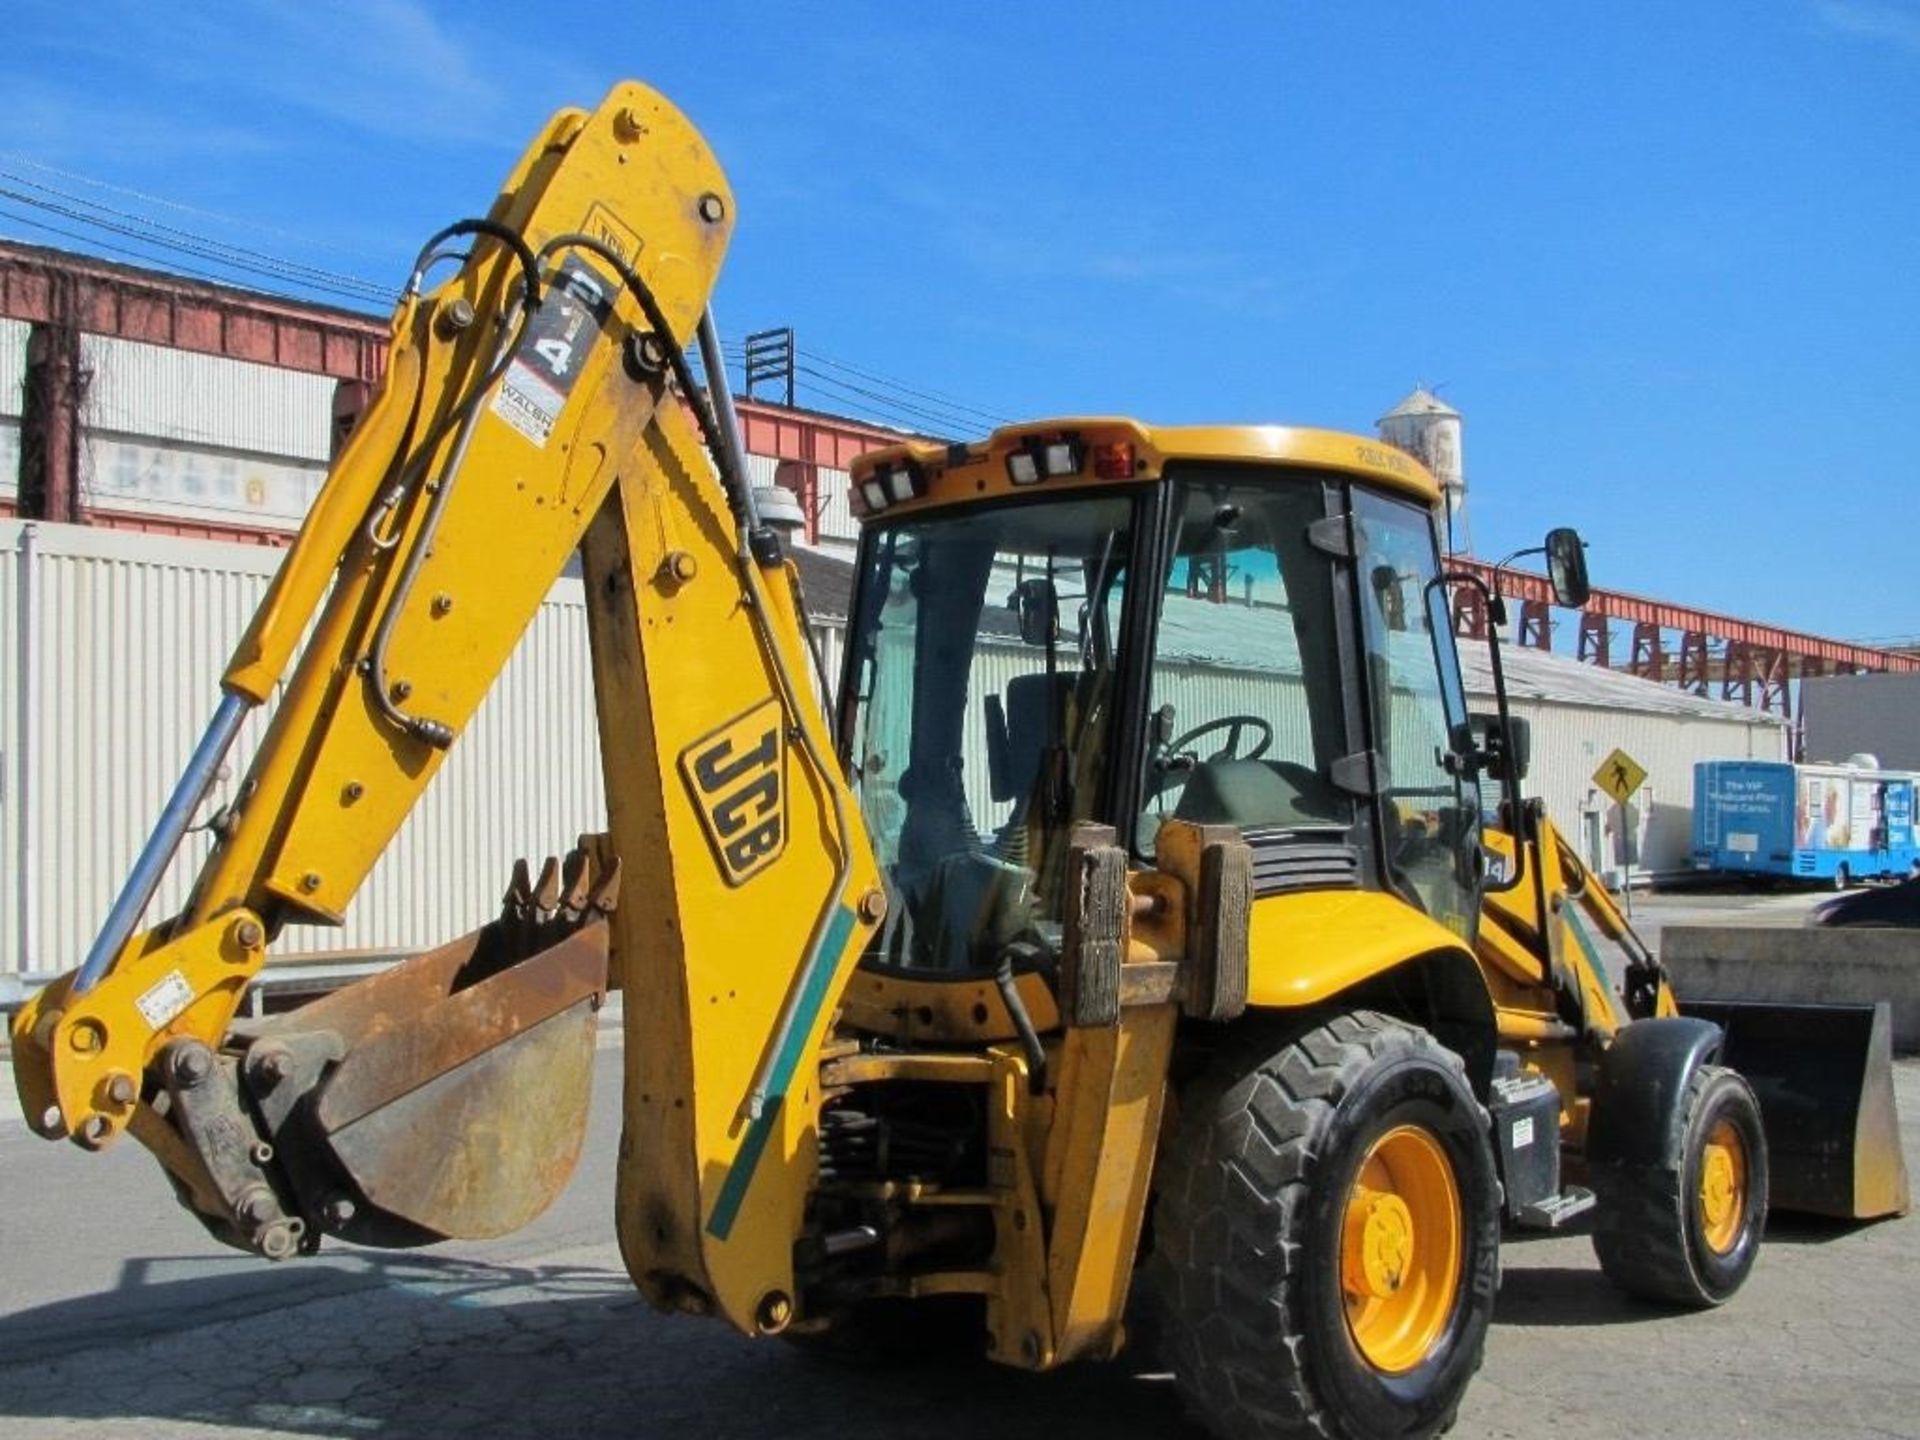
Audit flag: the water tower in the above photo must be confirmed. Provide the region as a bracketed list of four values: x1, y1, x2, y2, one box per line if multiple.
[1378, 387, 1467, 553]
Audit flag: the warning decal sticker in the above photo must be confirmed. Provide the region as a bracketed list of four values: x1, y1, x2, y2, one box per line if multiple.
[489, 258, 615, 447]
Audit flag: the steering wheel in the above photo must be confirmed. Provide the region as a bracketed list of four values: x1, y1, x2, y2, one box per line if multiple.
[1166, 714, 1274, 764]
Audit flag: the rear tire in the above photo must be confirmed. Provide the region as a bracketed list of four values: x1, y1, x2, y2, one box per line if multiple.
[1833, 863, 1852, 891]
[1590, 1065, 1767, 1308]
[1146, 1011, 1500, 1440]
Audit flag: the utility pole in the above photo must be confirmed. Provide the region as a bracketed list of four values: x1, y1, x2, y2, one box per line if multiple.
[744, 327, 795, 408]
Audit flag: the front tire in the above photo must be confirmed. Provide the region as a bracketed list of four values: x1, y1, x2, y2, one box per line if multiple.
[1591, 1064, 1767, 1307]
[1147, 1011, 1501, 1440]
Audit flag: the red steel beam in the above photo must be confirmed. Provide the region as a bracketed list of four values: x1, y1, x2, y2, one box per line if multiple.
[1, 239, 386, 381]
[1448, 557, 1919, 674]
[736, 403, 906, 472]
[2, 238, 907, 464]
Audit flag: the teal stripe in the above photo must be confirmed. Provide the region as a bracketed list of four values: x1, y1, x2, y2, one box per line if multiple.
[706, 904, 860, 1240]
[1562, 905, 1608, 986]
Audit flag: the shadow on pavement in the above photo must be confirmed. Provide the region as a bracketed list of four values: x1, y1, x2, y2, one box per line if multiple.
[1763, 1212, 1884, 1247]
[1491, 1264, 1654, 1328]
[0, 1251, 1207, 1440]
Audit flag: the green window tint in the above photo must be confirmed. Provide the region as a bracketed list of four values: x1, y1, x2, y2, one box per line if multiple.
[1140, 473, 1354, 855]
[844, 495, 1137, 974]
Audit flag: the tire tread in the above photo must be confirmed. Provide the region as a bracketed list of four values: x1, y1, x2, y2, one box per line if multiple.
[1589, 1063, 1764, 1308]
[1147, 1011, 1486, 1440]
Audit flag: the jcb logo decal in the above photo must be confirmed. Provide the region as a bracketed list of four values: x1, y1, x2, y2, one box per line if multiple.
[679, 699, 786, 886]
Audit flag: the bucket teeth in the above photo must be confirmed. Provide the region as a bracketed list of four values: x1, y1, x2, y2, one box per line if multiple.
[532, 856, 562, 918]
[586, 855, 621, 915]
[503, 858, 533, 912]
[561, 849, 592, 920]
[492, 844, 620, 957]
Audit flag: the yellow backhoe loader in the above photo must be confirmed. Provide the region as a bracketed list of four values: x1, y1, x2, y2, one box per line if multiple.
[10, 82, 1907, 1440]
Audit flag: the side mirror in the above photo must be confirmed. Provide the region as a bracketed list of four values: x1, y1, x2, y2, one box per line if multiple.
[1545, 527, 1590, 608]
[1008, 578, 1060, 647]
[1469, 712, 1531, 781]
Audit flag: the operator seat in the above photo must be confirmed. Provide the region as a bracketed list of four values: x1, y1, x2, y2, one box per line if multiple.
[988, 671, 1078, 854]
[1173, 758, 1348, 830]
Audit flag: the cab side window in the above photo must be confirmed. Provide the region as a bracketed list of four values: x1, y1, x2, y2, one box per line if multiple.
[1139, 476, 1352, 854]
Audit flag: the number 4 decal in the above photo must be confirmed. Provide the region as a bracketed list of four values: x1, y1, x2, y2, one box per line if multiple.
[534, 337, 573, 377]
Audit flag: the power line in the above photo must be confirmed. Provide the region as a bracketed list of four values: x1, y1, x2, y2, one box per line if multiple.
[0, 191, 387, 306]
[721, 338, 1014, 428]
[803, 348, 1014, 426]
[0, 150, 1015, 436]
[0, 173, 392, 305]
[794, 365, 972, 437]
[0, 204, 300, 296]
[718, 338, 1009, 437]
[0, 169, 393, 297]
[0, 151, 390, 264]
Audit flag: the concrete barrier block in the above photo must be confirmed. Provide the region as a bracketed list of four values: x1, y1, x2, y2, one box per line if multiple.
[1662, 925, 1920, 1054]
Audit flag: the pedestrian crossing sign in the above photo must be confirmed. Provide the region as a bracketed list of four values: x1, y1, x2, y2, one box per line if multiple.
[1593, 748, 1647, 807]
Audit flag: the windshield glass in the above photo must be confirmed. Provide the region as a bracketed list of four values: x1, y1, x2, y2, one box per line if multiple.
[843, 494, 1137, 973]
[1138, 471, 1353, 855]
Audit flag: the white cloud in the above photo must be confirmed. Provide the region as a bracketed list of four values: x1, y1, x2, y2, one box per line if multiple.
[1814, 0, 1920, 55]
[24, 2, 598, 149]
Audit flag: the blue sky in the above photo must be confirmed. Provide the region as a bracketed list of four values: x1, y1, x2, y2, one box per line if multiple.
[4, 2, 1917, 642]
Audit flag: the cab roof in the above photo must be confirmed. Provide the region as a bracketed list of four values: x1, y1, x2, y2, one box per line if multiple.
[847, 417, 1443, 520]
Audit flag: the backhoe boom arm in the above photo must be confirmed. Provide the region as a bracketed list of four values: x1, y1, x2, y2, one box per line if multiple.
[10, 82, 882, 1333]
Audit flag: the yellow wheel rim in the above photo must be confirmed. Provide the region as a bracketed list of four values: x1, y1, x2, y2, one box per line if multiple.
[1339, 1124, 1462, 1374]
[1698, 1117, 1748, 1255]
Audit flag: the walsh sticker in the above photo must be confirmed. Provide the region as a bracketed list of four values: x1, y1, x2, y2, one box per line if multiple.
[489, 258, 615, 447]
[679, 699, 787, 886]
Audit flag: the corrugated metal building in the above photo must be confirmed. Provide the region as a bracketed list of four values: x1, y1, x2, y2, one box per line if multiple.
[0, 324, 334, 531]
[1467, 642, 1787, 878]
[0, 520, 603, 983]
[76, 333, 335, 531]
[0, 518, 1787, 985]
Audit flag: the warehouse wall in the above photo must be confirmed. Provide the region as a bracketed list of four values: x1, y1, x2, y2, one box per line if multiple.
[1504, 693, 1786, 880]
[0, 520, 603, 979]
[77, 334, 333, 531]
[0, 325, 332, 528]
[0, 522, 1789, 979]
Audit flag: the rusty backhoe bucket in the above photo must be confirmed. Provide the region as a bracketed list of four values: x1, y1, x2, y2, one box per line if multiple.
[229, 849, 618, 1250]
[1682, 999, 1910, 1221]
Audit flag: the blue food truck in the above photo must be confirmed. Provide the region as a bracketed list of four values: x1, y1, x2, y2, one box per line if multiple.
[1693, 759, 1920, 886]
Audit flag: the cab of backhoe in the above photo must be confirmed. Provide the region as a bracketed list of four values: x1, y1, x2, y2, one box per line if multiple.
[838, 420, 1485, 991]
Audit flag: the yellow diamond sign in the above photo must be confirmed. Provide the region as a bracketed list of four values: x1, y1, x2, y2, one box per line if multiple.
[1593, 747, 1647, 807]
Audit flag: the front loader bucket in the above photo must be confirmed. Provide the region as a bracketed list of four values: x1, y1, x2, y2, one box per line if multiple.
[1682, 999, 1910, 1221]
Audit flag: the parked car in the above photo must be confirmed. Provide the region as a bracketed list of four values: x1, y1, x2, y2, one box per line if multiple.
[1809, 874, 1920, 928]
